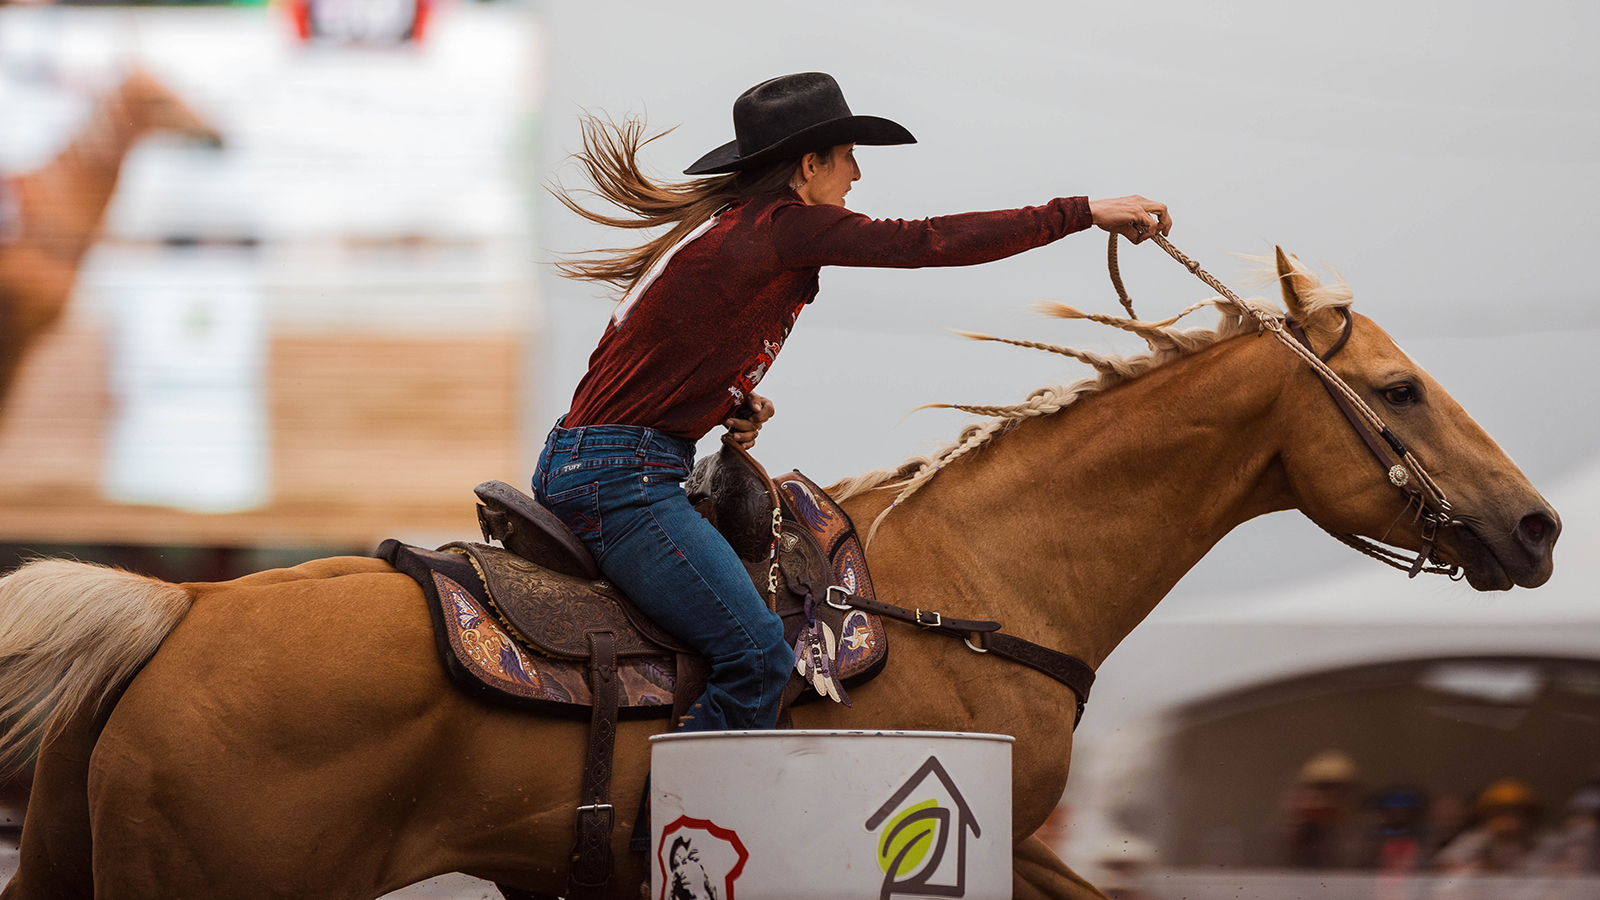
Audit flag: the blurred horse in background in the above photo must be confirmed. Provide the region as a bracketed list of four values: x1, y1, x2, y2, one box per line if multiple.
[0, 69, 223, 404]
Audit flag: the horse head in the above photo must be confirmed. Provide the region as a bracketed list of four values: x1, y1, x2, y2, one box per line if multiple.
[1270, 246, 1558, 591]
[122, 68, 225, 150]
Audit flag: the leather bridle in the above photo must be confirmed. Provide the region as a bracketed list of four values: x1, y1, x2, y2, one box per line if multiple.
[1283, 309, 1461, 579]
[1109, 233, 1463, 580]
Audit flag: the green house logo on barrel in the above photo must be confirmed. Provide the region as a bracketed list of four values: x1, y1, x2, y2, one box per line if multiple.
[866, 756, 980, 899]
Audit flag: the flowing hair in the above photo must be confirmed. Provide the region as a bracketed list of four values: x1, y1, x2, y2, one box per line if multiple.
[551, 114, 807, 296]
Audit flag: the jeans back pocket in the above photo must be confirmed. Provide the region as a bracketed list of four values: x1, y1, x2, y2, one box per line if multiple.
[544, 480, 603, 555]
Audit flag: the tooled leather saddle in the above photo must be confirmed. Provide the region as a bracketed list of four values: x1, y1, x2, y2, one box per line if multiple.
[377, 437, 1098, 900]
[379, 441, 893, 725]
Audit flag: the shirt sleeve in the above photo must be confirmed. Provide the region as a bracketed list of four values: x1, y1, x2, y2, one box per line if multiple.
[769, 196, 1092, 270]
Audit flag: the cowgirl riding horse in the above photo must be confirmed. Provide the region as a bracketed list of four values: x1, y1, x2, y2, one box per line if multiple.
[538, 71, 1171, 733]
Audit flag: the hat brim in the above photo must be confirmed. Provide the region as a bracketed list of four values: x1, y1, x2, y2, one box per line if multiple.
[684, 115, 915, 176]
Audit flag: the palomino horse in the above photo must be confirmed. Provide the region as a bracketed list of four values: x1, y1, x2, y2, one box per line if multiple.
[0, 69, 223, 402]
[0, 250, 1558, 899]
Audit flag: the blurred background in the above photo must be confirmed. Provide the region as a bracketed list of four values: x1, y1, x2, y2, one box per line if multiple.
[0, 1, 1596, 897]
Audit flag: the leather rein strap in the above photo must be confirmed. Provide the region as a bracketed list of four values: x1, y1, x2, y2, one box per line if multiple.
[1109, 232, 1461, 580]
[821, 586, 1095, 728]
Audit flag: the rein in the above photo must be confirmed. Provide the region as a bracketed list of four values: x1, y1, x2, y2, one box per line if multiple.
[1108, 233, 1462, 580]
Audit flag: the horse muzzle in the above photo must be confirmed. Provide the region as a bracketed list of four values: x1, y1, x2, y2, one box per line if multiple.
[1437, 505, 1560, 591]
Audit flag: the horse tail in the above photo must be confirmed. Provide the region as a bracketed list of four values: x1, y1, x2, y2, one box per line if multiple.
[0, 558, 193, 773]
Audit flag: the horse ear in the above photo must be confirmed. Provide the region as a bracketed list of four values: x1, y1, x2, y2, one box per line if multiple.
[1274, 245, 1315, 320]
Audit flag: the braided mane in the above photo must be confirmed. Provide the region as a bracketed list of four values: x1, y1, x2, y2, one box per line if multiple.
[834, 254, 1355, 546]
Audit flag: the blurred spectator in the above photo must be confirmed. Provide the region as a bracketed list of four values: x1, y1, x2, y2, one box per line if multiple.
[1528, 782, 1600, 875]
[1282, 749, 1362, 868]
[1094, 834, 1158, 900]
[1420, 792, 1469, 866]
[1365, 787, 1427, 873]
[1434, 779, 1540, 874]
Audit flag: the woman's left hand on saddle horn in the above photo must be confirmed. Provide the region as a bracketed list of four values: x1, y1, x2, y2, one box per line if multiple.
[725, 393, 775, 449]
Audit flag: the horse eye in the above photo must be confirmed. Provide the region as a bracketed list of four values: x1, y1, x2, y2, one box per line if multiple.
[1383, 383, 1419, 406]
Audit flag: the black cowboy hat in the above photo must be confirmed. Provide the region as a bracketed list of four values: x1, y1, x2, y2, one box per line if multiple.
[684, 72, 915, 176]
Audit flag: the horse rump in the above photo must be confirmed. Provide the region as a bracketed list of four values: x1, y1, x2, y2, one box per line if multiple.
[0, 558, 192, 773]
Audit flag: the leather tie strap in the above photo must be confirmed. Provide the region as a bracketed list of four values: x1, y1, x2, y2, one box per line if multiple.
[824, 589, 1095, 729]
[568, 630, 618, 900]
[828, 590, 1001, 637]
[974, 632, 1094, 728]
[776, 467, 1096, 725]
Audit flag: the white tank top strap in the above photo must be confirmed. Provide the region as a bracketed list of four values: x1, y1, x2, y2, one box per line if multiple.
[612, 209, 725, 326]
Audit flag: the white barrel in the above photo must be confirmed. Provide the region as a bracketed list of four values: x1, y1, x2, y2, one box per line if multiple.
[648, 730, 1012, 900]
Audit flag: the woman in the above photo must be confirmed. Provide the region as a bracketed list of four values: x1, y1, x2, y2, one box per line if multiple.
[536, 72, 1170, 734]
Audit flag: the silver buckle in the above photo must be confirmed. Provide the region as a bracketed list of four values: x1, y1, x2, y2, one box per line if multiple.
[576, 803, 614, 813]
[825, 585, 854, 611]
[915, 609, 942, 628]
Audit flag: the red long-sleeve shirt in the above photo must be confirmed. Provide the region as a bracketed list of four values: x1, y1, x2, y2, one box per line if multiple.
[564, 190, 1092, 439]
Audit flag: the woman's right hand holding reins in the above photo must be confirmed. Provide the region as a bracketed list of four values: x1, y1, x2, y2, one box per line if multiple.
[1090, 195, 1171, 244]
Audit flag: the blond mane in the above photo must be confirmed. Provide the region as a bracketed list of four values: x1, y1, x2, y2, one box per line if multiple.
[835, 254, 1353, 546]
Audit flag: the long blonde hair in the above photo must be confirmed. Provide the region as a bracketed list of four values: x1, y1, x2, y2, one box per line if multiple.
[552, 115, 803, 295]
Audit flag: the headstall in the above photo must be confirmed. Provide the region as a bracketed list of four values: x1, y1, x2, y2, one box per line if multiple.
[1108, 233, 1463, 579]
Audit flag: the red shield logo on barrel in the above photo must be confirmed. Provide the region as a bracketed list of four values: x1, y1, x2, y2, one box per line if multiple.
[657, 815, 749, 900]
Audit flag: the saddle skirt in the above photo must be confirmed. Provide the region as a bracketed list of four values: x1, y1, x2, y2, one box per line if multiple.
[378, 444, 888, 718]
[379, 539, 689, 716]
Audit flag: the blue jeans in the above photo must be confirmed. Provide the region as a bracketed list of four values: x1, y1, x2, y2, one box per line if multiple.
[533, 422, 790, 732]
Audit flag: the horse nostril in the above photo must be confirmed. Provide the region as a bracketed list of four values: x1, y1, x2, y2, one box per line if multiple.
[1517, 511, 1559, 552]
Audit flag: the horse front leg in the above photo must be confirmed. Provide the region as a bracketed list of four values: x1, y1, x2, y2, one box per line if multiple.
[1013, 834, 1111, 900]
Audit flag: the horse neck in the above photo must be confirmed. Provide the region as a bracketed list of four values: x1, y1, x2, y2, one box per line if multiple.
[18, 81, 152, 263]
[859, 334, 1295, 668]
